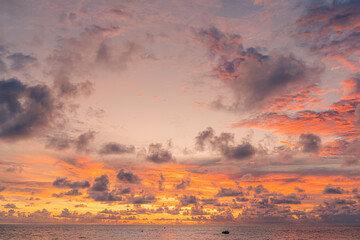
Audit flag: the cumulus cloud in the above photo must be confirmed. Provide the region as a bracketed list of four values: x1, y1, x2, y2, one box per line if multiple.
[2, 203, 17, 209]
[195, 26, 322, 111]
[195, 127, 256, 161]
[146, 143, 175, 164]
[323, 185, 345, 194]
[75, 131, 96, 152]
[270, 194, 301, 205]
[46, 130, 96, 152]
[99, 142, 135, 155]
[53, 177, 90, 189]
[178, 195, 197, 207]
[87, 174, 123, 202]
[0, 78, 56, 140]
[298, 133, 322, 153]
[216, 187, 243, 197]
[116, 169, 141, 184]
[126, 195, 156, 205]
[64, 189, 82, 196]
[89, 175, 109, 192]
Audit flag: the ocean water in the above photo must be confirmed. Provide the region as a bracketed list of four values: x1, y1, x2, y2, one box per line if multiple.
[0, 224, 359, 240]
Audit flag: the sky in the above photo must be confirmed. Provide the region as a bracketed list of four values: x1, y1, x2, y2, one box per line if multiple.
[0, 0, 360, 225]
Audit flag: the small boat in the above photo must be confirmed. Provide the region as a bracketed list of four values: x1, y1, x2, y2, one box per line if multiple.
[222, 230, 230, 234]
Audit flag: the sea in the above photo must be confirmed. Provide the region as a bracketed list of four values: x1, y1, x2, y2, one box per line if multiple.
[0, 224, 359, 240]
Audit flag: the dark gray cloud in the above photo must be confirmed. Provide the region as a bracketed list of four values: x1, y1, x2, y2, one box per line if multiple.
[6, 53, 37, 70]
[312, 197, 360, 224]
[127, 195, 156, 205]
[146, 143, 175, 164]
[89, 175, 109, 192]
[54, 79, 93, 98]
[195, 27, 322, 111]
[46, 131, 96, 152]
[91, 191, 123, 202]
[195, 127, 256, 161]
[120, 187, 131, 194]
[99, 142, 135, 155]
[225, 143, 256, 160]
[175, 177, 191, 190]
[75, 131, 96, 152]
[88, 174, 123, 202]
[298, 133, 322, 153]
[178, 195, 197, 207]
[158, 173, 165, 191]
[252, 185, 269, 195]
[47, 34, 95, 99]
[53, 177, 90, 189]
[195, 127, 215, 151]
[323, 185, 345, 194]
[270, 194, 301, 205]
[0, 78, 55, 140]
[46, 135, 71, 150]
[64, 189, 82, 196]
[116, 169, 141, 184]
[216, 187, 243, 197]
[2, 203, 17, 209]
[200, 198, 218, 205]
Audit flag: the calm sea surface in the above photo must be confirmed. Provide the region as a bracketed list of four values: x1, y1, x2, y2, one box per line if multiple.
[0, 224, 359, 240]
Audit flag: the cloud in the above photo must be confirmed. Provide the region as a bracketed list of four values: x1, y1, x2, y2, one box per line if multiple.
[158, 173, 165, 191]
[46, 130, 96, 152]
[126, 195, 156, 205]
[270, 194, 301, 205]
[2, 203, 17, 209]
[195, 127, 256, 161]
[323, 184, 345, 194]
[215, 187, 243, 197]
[53, 177, 90, 189]
[87, 174, 123, 202]
[146, 143, 175, 164]
[116, 169, 141, 184]
[99, 142, 135, 155]
[178, 195, 197, 207]
[252, 185, 269, 195]
[0, 0, 25, 15]
[75, 131, 96, 152]
[0, 78, 56, 140]
[298, 133, 322, 153]
[6, 53, 37, 70]
[46, 135, 72, 150]
[233, 98, 359, 139]
[46, 30, 101, 99]
[355, 104, 360, 122]
[64, 189, 82, 196]
[89, 174, 109, 192]
[175, 177, 191, 190]
[195, 26, 322, 111]
[294, 0, 360, 72]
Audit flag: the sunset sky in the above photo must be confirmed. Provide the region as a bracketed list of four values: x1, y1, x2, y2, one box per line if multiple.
[0, 0, 360, 225]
